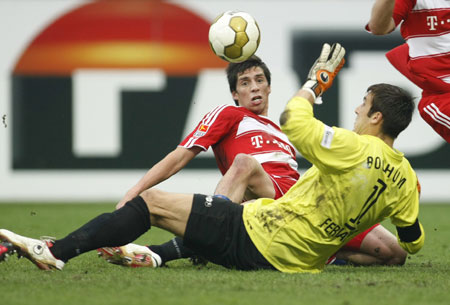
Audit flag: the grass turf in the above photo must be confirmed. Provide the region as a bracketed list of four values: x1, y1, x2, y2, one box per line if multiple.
[0, 203, 449, 305]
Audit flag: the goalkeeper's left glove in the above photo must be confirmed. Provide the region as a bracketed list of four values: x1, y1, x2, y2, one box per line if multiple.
[302, 43, 345, 103]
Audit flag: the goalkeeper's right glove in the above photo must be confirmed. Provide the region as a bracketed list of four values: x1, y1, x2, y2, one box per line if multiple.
[302, 43, 345, 103]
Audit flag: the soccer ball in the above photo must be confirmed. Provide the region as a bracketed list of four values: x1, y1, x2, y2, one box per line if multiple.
[208, 11, 260, 63]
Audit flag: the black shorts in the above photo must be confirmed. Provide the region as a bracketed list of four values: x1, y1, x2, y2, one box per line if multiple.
[183, 194, 275, 271]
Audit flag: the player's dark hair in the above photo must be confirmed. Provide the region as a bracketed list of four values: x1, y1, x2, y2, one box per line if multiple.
[367, 83, 414, 139]
[226, 55, 271, 106]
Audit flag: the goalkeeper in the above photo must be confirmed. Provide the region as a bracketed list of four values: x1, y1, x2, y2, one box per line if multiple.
[0, 43, 424, 273]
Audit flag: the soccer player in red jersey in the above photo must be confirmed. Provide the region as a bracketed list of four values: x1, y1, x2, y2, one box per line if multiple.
[115, 57, 299, 209]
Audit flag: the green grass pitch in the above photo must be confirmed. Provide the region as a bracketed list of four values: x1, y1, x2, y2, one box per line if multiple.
[0, 202, 449, 305]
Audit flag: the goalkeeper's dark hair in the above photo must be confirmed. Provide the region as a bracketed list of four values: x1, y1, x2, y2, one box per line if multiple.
[226, 55, 271, 106]
[367, 83, 415, 139]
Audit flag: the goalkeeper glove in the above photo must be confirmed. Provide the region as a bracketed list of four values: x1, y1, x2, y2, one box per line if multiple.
[302, 43, 345, 103]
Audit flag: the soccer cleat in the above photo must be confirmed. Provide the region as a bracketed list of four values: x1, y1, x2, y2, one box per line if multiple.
[0, 242, 15, 261]
[0, 229, 65, 270]
[97, 243, 162, 268]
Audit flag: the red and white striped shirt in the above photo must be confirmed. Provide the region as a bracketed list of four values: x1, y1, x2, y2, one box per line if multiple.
[387, 0, 450, 93]
[179, 105, 299, 184]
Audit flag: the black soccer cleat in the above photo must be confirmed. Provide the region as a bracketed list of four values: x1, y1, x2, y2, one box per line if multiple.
[0, 241, 15, 262]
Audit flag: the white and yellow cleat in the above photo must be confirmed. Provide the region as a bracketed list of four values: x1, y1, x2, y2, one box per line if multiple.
[97, 243, 162, 268]
[0, 229, 65, 270]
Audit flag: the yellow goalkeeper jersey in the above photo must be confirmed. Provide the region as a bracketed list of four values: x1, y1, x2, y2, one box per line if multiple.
[242, 97, 423, 273]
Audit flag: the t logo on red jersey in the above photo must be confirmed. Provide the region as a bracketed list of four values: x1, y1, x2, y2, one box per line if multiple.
[251, 135, 263, 148]
[426, 16, 438, 31]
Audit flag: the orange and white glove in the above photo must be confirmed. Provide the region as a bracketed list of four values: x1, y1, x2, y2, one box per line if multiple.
[302, 43, 345, 104]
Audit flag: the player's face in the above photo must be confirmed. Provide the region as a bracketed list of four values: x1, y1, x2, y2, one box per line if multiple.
[353, 91, 373, 134]
[232, 66, 271, 116]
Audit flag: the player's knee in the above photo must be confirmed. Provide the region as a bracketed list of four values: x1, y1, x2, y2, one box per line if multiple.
[231, 154, 257, 174]
[140, 188, 165, 210]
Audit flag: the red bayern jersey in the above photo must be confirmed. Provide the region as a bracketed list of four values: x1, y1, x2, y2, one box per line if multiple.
[387, 0, 450, 92]
[179, 104, 300, 182]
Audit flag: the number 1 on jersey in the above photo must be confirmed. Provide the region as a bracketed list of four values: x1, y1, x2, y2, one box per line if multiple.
[345, 179, 387, 230]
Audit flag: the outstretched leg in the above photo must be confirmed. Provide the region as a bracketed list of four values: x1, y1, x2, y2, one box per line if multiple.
[0, 189, 195, 270]
[103, 154, 278, 268]
[99, 154, 278, 268]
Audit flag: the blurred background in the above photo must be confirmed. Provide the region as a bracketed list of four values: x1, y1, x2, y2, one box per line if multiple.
[0, 0, 448, 202]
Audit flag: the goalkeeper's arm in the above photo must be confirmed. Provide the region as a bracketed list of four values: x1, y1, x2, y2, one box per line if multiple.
[396, 218, 425, 254]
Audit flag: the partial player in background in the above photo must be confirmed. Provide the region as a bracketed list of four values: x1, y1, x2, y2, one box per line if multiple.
[366, 0, 450, 143]
[0, 43, 424, 273]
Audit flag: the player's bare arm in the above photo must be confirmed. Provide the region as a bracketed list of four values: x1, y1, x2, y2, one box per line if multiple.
[116, 146, 202, 209]
[368, 0, 396, 35]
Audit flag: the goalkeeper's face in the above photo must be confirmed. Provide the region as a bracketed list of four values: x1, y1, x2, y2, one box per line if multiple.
[232, 66, 271, 116]
[353, 91, 373, 134]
